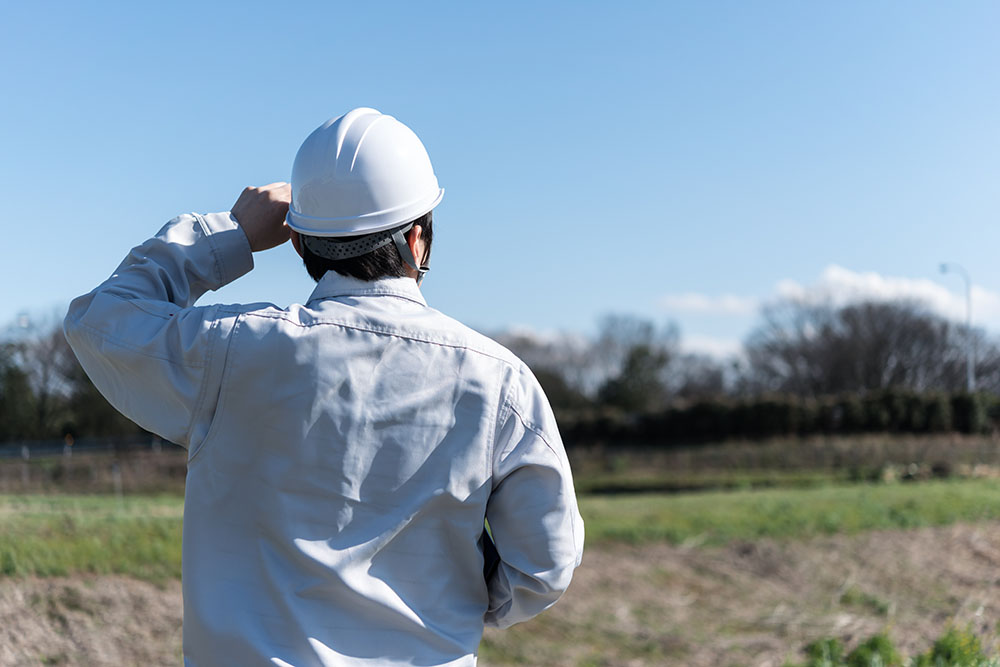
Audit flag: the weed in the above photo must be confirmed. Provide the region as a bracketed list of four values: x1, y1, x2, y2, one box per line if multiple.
[804, 637, 845, 666]
[846, 633, 901, 666]
[795, 628, 998, 667]
[840, 586, 890, 616]
[914, 627, 989, 666]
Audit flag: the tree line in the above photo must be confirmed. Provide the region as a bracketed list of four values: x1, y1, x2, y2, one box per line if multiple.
[0, 323, 141, 442]
[498, 298, 1000, 410]
[2, 296, 1000, 443]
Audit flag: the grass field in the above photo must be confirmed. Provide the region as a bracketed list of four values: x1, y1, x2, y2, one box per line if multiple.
[4, 479, 1000, 580]
[0, 494, 183, 580]
[4, 439, 1000, 664]
[3, 481, 1000, 664]
[582, 478, 1000, 546]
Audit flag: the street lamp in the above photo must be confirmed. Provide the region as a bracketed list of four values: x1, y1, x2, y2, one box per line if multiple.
[939, 262, 974, 391]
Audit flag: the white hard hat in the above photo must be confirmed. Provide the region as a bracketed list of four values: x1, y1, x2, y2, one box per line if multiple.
[286, 107, 444, 238]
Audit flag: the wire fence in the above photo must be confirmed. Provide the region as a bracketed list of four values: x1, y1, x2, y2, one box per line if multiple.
[0, 436, 183, 461]
[0, 437, 188, 495]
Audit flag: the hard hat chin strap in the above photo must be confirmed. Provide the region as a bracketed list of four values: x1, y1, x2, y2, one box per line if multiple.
[391, 223, 430, 286]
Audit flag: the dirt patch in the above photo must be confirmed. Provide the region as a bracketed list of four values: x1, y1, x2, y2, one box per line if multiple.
[481, 520, 1000, 666]
[2, 522, 1000, 666]
[0, 577, 182, 666]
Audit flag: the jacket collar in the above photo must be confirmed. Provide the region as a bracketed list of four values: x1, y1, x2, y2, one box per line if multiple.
[306, 271, 428, 307]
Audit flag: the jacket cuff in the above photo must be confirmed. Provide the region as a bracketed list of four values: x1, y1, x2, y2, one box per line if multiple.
[199, 212, 254, 288]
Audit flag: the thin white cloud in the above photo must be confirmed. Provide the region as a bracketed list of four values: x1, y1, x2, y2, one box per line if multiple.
[659, 292, 758, 315]
[657, 266, 1000, 358]
[498, 324, 585, 346]
[682, 334, 743, 359]
[777, 264, 1000, 328]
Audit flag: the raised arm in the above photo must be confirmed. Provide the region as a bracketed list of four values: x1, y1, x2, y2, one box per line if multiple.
[63, 184, 290, 448]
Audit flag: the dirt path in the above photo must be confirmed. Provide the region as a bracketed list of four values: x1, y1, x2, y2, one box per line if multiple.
[3, 521, 1000, 666]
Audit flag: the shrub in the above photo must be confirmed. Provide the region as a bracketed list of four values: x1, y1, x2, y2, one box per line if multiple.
[846, 633, 901, 666]
[685, 399, 732, 440]
[838, 395, 867, 433]
[560, 390, 999, 449]
[804, 637, 845, 666]
[951, 393, 989, 434]
[924, 394, 953, 433]
[864, 396, 892, 432]
[794, 628, 995, 667]
[914, 627, 987, 666]
[797, 399, 820, 435]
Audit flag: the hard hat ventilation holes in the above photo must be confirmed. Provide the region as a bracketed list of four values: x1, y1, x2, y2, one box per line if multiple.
[302, 221, 430, 285]
[302, 224, 403, 260]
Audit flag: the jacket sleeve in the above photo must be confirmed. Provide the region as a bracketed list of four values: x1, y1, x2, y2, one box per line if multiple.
[63, 212, 253, 449]
[484, 366, 585, 628]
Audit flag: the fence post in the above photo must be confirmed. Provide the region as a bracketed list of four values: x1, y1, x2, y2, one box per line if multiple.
[18, 445, 29, 488]
[112, 461, 124, 508]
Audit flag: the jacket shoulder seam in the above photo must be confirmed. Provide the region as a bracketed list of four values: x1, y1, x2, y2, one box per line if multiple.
[488, 380, 513, 481]
[187, 314, 242, 464]
[506, 402, 558, 458]
[185, 314, 223, 450]
[240, 310, 518, 367]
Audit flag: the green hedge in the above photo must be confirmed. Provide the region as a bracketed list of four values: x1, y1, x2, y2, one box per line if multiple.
[558, 390, 1000, 447]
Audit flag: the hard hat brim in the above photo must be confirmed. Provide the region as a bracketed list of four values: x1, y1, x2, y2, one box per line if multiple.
[286, 188, 444, 238]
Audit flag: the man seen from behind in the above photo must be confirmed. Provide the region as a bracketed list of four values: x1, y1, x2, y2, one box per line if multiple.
[64, 108, 585, 666]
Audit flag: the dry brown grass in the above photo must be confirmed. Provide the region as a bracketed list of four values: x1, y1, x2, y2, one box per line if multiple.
[570, 433, 1000, 479]
[0, 576, 182, 666]
[0, 450, 187, 496]
[480, 520, 1000, 666]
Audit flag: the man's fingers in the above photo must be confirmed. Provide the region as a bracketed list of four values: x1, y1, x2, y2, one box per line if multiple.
[260, 182, 291, 205]
[232, 183, 293, 252]
[259, 181, 290, 193]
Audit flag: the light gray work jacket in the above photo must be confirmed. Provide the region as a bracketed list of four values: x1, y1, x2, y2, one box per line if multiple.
[64, 211, 584, 667]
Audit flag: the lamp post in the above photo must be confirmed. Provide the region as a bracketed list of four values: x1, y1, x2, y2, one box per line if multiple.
[939, 262, 974, 391]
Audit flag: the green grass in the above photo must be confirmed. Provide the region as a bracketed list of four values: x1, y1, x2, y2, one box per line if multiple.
[0, 494, 182, 580]
[574, 468, 862, 494]
[3, 479, 1000, 580]
[580, 479, 1000, 546]
[839, 585, 890, 616]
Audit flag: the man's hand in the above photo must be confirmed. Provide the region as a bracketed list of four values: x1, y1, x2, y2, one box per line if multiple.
[231, 182, 292, 252]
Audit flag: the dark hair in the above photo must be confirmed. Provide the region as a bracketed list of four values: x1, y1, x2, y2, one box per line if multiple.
[301, 212, 433, 282]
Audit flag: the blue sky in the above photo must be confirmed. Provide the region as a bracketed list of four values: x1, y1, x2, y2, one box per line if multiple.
[2, 2, 999, 356]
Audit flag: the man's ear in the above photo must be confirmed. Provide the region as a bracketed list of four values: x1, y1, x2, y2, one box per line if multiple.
[407, 224, 428, 265]
[290, 230, 304, 258]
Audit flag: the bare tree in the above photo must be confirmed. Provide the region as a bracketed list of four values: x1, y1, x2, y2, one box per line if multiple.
[0, 342, 36, 440]
[0, 316, 143, 440]
[743, 297, 1000, 396]
[593, 315, 679, 412]
[493, 315, 691, 412]
[490, 329, 595, 411]
[18, 326, 79, 435]
[669, 353, 728, 399]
